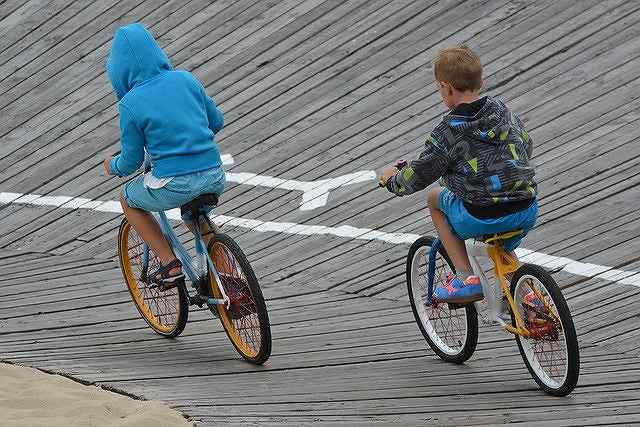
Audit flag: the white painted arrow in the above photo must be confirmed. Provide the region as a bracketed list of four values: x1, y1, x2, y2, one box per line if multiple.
[219, 154, 376, 210]
[224, 170, 377, 210]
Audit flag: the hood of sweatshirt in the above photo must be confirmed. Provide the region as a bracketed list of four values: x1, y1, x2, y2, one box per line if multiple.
[444, 96, 513, 143]
[106, 23, 172, 100]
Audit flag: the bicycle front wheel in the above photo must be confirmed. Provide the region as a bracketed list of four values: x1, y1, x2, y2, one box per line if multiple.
[117, 218, 189, 338]
[407, 236, 478, 364]
[207, 233, 271, 364]
[510, 264, 580, 396]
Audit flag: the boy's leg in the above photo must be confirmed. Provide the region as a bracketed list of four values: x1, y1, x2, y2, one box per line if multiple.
[120, 193, 181, 275]
[427, 187, 483, 303]
[427, 187, 473, 276]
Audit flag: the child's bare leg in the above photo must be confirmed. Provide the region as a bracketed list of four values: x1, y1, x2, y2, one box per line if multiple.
[120, 193, 181, 274]
[184, 216, 219, 248]
[427, 187, 473, 274]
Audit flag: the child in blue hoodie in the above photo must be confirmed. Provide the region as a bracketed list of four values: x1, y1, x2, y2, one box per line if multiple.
[103, 23, 225, 287]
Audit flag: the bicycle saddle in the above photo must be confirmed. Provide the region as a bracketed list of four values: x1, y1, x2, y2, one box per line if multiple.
[180, 193, 219, 218]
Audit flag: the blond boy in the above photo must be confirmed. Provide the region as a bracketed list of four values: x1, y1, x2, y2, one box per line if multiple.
[380, 46, 537, 303]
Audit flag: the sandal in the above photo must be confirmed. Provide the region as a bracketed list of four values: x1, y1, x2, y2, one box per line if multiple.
[149, 259, 184, 291]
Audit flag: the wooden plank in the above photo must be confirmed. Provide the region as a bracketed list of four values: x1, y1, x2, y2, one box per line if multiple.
[0, 0, 46, 36]
[0, 0, 68, 55]
[216, 0, 596, 188]
[211, 1, 632, 239]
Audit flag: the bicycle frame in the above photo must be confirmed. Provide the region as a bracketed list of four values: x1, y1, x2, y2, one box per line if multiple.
[466, 240, 527, 333]
[140, 210, 230, 308]
[136, 154, 230, 307]
[426, 238, 532, 337]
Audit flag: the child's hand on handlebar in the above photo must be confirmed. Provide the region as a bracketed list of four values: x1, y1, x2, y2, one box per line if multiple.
[103, 157, 113, 175]
[379, 160, 408, 188]
[379, 165, 399, 187]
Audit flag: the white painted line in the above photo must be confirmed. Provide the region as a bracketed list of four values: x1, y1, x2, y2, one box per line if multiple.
[224, 170, 377, 210]
[221, 153, 234, 165]
[0, 192, 22, 204]
[151, 152, 375, 210]
[1, 191, 638, 288]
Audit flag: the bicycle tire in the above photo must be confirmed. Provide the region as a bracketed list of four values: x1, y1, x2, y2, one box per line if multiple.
[117, 218, 189, 338]
[510, 264, 580, 396]
[207, 233, 271, 364]
[407, 236, 478, 364]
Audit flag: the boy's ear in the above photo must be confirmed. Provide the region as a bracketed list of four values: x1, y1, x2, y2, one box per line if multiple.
[443, 82, 454, 96]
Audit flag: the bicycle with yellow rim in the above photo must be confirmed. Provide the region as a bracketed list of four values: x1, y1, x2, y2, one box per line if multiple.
[407, 230, 579, 396]
[117, 191, 272, 365]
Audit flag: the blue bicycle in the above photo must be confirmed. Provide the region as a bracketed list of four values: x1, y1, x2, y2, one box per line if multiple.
[117, 189, 272, 364]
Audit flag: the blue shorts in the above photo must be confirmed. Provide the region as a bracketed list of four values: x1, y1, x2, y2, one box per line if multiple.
[123, 168, 225, 217]
[438, 188, 538, 251]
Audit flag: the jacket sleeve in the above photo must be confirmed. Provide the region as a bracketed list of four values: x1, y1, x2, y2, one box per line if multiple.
[523, 128, 533, 159]
[386, 132, 450, 196]
[514, 112, 533, 159]
[110, 104, 144, 177]
[204, 93, 224, 135]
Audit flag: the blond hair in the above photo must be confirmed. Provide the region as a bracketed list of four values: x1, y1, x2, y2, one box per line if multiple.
[433, 45, 482, 92]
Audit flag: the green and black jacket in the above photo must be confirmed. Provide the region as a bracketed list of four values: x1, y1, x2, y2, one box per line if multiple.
[386, 96, 537, 216]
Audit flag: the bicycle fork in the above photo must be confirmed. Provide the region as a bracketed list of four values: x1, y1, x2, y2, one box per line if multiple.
[140, 244, 150, 282]
[195, 234, 231, 310]
[425, 238, 442, 306]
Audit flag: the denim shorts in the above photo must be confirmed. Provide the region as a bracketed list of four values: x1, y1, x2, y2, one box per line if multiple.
[439, 188, 538, 251]
[123, 167, 225, 215]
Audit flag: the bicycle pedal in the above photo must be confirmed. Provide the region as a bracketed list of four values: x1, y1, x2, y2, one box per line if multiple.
[196, 280, 210, 297]
[447, 302, 465, 310]
[189, 295, 207, 307]
[148, 282, 178, 292]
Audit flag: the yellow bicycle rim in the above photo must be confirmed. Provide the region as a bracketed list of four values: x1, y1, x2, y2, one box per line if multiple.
[209, 242, 260, 358]
[120, 221, 178, 334]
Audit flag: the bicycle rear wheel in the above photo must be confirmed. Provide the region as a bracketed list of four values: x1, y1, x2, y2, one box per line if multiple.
[407, 236, 478, 364]
[207, 233, 271, 364]
[510, 264, 579, 396]
[117, 218, 189, 338]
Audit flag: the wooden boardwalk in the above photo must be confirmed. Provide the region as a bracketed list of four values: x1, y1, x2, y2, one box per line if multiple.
[1, 0, 640, 425]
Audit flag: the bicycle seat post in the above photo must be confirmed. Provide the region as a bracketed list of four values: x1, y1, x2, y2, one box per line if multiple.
[189, 207, 208, 278]
[465, 239, 509, 326]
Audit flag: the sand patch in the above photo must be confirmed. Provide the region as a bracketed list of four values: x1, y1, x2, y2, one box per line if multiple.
[0, 362, 193, 426]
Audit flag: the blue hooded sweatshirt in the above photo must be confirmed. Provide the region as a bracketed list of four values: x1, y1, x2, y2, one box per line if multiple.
[107, 23, 223, 178]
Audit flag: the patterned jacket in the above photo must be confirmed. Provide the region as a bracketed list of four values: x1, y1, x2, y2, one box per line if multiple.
[386, 96, 536, 206]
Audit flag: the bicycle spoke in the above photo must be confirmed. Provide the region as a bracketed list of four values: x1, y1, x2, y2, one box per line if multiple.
[516, 276, 568, 388]
[212, 242, 262, 355]
[127, 226, 179, 329]
[413, 247, 468, 354]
